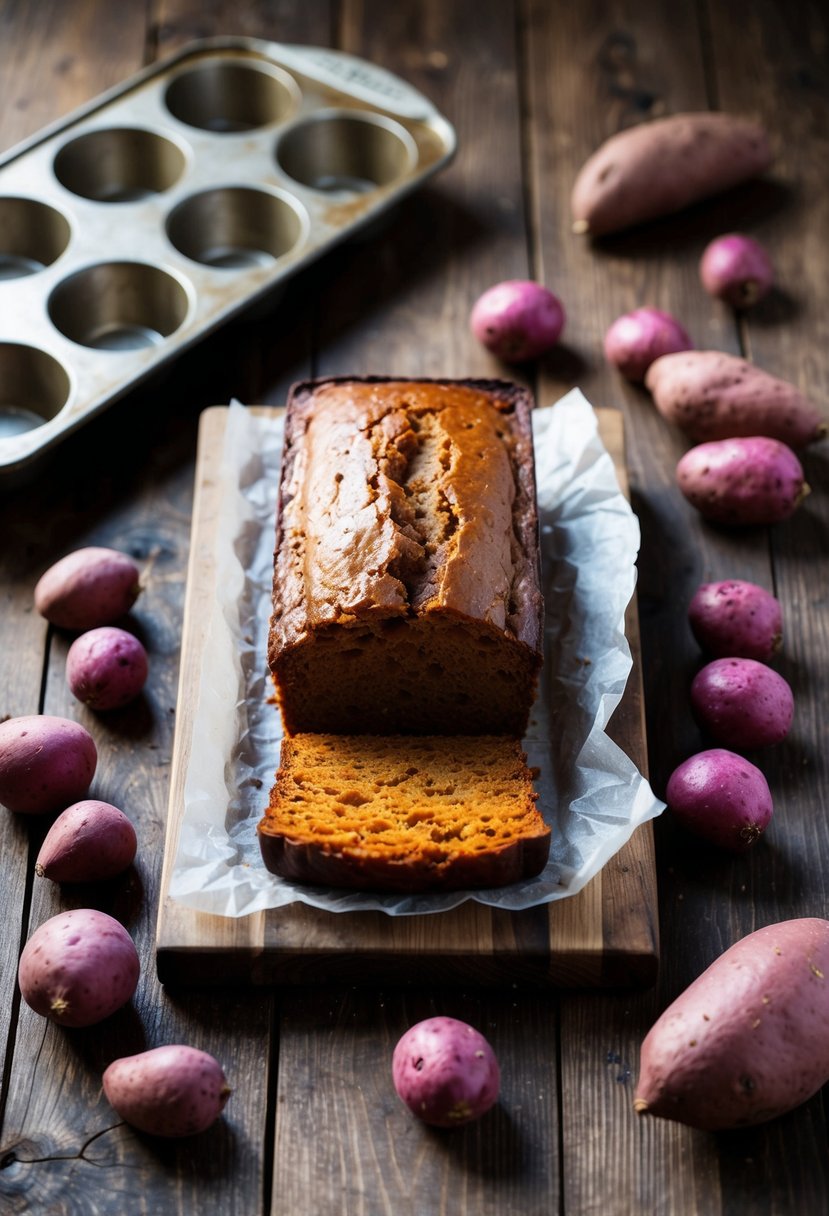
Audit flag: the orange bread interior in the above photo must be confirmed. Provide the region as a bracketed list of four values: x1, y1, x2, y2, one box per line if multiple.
[258, 734, 551, 893]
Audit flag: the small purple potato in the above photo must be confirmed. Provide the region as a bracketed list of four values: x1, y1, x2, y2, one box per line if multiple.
[604, 307, 693, 381]
[666, 748, 773, 851]
[676, 436, 808, 525]
[635, 918, 829, 1129]
[66, 626, 148, 711]
[700, 233, 774, 308]
[0, 714, 97, 815]
[470, 279, 565, 362]
[103, 1045, 231, 1138]
[571, 112, 772, 237]
[392, 1016, 500, 1127]
[36, 800, 137, 883]
[690, 658, 794, 750]
[689, 579, 782, 661]
[646, 351, 825, 447]
[34, 547, 141, 631]
[18, 908, 139, 1027]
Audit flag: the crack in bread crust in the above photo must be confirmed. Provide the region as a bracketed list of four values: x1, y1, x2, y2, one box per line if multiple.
[269, 378, 543, 737]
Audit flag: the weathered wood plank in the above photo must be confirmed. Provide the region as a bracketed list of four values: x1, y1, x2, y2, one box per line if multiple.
[272, 2, 560, 1213]
[0, 2, 329, 1212]
[317, 0, 531, 382]
[693, 2, 829, 1210]
[273, 987, 560, 1216]
[1, 1, 826, 1213]
[523, 0, 829, 1210]
[0, 0, 151, 1153]
[520, 0, 791, 1210]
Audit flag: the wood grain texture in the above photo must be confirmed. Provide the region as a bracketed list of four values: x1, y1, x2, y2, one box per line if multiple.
[273, 987, 561, 1216]
[1, 1, 828, 1212]
[520, 0, 825, 1210]
[156, 403, 657, 988]
[0, 3, 328, 1213]
[0, 0, 151, 1162]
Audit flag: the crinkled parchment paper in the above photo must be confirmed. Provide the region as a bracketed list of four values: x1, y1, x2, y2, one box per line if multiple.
[168, 389, 664, 917]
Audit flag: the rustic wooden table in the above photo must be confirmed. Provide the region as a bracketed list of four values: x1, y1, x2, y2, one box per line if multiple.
[1, 1, 827, 1213]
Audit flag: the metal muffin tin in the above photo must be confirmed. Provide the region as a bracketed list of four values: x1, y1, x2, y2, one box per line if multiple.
[0, 37, 457, 473]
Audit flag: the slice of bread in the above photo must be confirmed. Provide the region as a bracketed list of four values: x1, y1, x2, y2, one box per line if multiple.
[258, 733, 550, 894]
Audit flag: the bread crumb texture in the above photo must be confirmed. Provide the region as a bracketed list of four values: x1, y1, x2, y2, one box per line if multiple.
[258, 734, 551, 892]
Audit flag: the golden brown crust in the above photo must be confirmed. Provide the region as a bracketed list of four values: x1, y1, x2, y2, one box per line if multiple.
[269, 377, 543, 736]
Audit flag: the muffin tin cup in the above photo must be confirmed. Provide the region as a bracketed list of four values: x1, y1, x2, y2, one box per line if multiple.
[0, 37, 456, 473]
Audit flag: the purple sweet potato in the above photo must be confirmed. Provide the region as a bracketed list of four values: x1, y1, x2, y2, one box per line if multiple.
[392, 1016, 500, 1127]
[646, 350, 825, 447]
[666, 748, 773, 851]
[36, 800, 137, 883]
[699, 232, 774, 308]
[688, 579, 782, 661]
[66, 626, 148, 711]
[676, 436, 808, 525]
[603, 307, 692, 381]
[18, 908, 139, 1027]
[690, 657, 794, 749]
[470, 279, 565, 361]
[0, 714, 97, 815]
[571, 112, 772, 237]
[34, 547, 141, 631]
[635, 918, 829, 1129]
[103, 1045, 231, 1137]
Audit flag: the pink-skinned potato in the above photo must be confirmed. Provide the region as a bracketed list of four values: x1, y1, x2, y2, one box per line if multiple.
[635, 918, 829, 1129]
[66, 626, 148, 711]
[470, 280, 565, 362]
[36, 800, 137, 883]
[604, 307, 692, 381]
[103, 1045, 231, 1138]
[0, 714, 97, 815]
[646, 350, 825, 447]
[688, 579, 782, 661]
[690, 657, 794, 750]
[392, 1016, 500, 1127]
[571, 112, 772, 237]
[666, 748, 773, 851]
[677, 436, 808, 525]
[18, 908, 139, 1027]
[699, 233, 774, 309]
[34, 547, 141, 631]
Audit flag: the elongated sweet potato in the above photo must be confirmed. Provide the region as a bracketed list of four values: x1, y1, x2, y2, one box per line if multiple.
[646, 350, 825, 447]
[571, 112, 772, 237]
[103, 1045, 231, 1137]
[635, 918, 829, 1129]
[34, 547, 141, 631]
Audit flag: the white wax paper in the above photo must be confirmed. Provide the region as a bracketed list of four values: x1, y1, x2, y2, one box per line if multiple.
[168, 389, 664, 917]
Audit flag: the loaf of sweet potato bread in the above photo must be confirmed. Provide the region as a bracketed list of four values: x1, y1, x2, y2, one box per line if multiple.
[269, 377, 543, 736]
[258, 733, 550, 892]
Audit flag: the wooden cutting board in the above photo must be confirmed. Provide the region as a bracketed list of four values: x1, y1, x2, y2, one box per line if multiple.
[155, 405, 659, 988]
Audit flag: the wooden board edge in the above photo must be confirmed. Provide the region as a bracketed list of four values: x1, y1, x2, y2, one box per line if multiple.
[596, 407, 660, 977]
[156, 406, 268, 964]
[156, 402, 659, 989]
